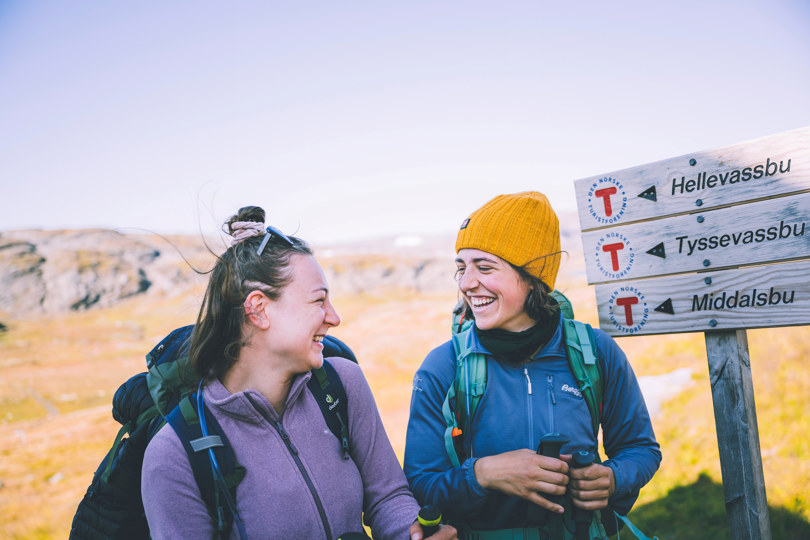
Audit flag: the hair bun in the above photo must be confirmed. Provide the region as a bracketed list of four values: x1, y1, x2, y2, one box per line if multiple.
[225, 206, 266, 234]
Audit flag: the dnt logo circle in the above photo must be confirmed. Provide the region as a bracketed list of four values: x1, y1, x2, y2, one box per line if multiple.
[607, 285, 649, 334]
[586, 177, 627, 225]
[594, 231, 635, 280]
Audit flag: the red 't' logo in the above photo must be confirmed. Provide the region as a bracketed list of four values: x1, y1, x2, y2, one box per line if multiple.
[594, 187, 618, 217]
[615, 296, 639, 326]
[601, 242, 625, 271]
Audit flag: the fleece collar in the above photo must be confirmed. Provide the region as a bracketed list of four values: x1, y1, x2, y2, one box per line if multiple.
[203, 370, 313, 424]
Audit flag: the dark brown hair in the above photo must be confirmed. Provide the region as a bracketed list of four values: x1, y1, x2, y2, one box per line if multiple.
[189, 206, 312, 380]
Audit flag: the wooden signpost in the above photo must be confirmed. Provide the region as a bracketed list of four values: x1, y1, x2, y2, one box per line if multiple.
[575, 126, 810, 540]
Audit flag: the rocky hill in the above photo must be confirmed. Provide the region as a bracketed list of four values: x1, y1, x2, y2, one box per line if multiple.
[0, 214, 584, 321]
[0, 229, 206, 318]
[0, 229, 461, 320]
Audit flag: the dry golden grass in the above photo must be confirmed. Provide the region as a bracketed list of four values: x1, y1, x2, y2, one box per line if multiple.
[2, 266, 809, 538]
[0, 288, 205, 539]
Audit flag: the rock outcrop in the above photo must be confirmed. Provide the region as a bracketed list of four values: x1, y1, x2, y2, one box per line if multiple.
[0, 220, 585, 320]
[0, 229, 458, 319]
[0, 229, 210, 318]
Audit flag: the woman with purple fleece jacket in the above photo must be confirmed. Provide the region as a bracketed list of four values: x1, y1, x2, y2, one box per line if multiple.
[141, 206, 456, 540]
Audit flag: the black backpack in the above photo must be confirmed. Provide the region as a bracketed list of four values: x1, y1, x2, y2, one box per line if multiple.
[69, 325, 357, 540]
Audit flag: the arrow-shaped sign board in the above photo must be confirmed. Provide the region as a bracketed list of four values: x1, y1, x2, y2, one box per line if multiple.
[581, 191, 810, 284]
[593, 260, 810, 336]
[574, 126, 810, 231]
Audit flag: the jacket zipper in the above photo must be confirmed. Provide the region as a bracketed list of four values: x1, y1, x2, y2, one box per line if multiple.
[547, 375, 556, 433]
[247, 395, 333, 540]
[524, 367, 534, 450]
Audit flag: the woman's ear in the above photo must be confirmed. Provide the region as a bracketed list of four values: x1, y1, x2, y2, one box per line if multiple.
[244, 290, 271, 329]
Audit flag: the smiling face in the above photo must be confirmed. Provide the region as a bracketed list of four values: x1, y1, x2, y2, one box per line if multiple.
[263, 254, 341, 373]
[455, 248, 534, 332]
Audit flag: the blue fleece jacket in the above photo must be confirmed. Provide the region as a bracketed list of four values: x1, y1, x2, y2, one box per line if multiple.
[404, 317, 661, 530]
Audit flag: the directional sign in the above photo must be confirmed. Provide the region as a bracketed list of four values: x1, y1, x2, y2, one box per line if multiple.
[581, 191, 810, 284]
[574, 127, 810, 539]
[575, 126, 810, 231]
[593, 260, 810, 336]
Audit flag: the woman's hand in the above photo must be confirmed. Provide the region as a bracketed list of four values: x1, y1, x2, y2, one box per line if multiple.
[409, 522, 458, 540]
[473, 449, 569, 513]
[561, 456, 615, 510]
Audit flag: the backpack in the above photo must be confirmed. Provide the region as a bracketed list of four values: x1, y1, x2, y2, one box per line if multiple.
[69, 324, 357, 540]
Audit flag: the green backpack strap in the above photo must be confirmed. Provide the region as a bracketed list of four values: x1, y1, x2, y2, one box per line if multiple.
[551, 289, 575, 320]
[442, 329, 487, 467]
[562, 319, 602, 438]
[100, 403, 161, 483]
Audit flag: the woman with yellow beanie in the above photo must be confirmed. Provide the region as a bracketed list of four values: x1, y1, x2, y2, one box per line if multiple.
[404, 192, 660, 539]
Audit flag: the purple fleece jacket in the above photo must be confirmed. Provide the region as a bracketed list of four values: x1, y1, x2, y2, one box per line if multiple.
[142, 357, 419, 539]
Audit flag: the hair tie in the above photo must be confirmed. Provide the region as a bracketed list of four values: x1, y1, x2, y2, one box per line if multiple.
[230, 221, 266, 247]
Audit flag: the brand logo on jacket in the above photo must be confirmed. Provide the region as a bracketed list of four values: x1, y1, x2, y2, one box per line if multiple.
[561, 384, 582, 398]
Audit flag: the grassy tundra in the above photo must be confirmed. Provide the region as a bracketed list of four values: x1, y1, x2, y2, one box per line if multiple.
[1, 244, 809, 539]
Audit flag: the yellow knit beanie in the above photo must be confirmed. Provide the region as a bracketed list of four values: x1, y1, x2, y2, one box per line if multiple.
[455, 191, 561, 289]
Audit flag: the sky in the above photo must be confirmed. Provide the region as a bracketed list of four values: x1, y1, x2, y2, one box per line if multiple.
[2, 1, 809, 246]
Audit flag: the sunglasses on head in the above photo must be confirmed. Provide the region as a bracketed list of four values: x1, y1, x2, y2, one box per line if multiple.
[257, 225, 294, 255]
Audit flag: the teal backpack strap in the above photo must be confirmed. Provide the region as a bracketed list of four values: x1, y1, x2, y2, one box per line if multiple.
[562, 319, 602, 438]
[442, 328, 487, 467]
[551, 289, 575, 320]
[613, 511, 659, 540]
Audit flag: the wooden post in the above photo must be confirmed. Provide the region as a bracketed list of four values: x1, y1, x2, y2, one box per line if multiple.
[704, 329, 771, 539]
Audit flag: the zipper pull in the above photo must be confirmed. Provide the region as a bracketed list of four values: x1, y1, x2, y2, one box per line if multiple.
[524, 367, 532, 395]
[547, 376, 556, 405]
[276, 421, 299, 455]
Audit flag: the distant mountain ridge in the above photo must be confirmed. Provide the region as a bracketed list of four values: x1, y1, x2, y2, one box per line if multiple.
[0, 229, 459, 319]
[0, 215, 584, 320]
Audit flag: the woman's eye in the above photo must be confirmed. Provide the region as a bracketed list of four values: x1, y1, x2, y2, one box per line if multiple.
[478, 266, 493, 272]
[454, 268, 465, 280]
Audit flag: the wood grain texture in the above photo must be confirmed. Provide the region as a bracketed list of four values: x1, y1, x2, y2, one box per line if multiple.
[593, 260, 810, 336]
[705, 330, 772, 540]
[582, 192, 810, 284]
[575, 126, 810, 231]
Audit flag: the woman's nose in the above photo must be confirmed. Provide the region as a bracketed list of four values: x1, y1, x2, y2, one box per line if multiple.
[325, 300, 341, 327]
[458, 269, 478, 292]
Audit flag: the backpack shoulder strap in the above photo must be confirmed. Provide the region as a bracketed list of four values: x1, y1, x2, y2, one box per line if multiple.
[442, 328, 487, 467]
[166, 393, 245, 539]
[562, 319, 603, 438]
[307, 359, 351, 459]
[551, 289, 575, 320]
[322, 335, 358, 364]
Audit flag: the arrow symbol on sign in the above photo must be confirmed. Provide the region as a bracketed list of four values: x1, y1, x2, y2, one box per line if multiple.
[637, 186, 657, 202]
[655, 298, 674, 315]
[646, 242, 666, 258]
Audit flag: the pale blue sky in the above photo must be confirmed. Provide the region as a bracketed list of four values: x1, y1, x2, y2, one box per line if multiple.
[2, 1, 809, 245]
